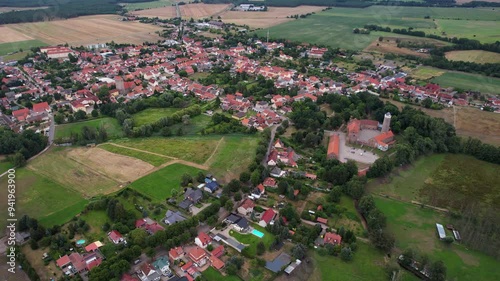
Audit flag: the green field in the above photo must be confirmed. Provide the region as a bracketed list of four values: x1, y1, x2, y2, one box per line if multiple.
[55, 117, 123, 139]
[80, 210, 111, 237]
[170, 114, 212, 135]
[113, 136, 221, 164]
[128, 163, 205, 201]
[203, 267, 242, 281]
[259, 6, 500, 49]
[375, 196, 500, 281]
[132, 108, 180, 126]
[0, 160, 13, 174]
[310, 242, 387, 281]
[99, 143, 170, 166]
[432, 72, 500, 94]
[0, 39, 47, 56]
[445, 50, 500, 64]
[0, 168, 88, 230]
[229, 224, 274, 257]
[122, 0, 174, 11]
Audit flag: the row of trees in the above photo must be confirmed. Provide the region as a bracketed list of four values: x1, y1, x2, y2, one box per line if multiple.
[54, 125, 108, 145]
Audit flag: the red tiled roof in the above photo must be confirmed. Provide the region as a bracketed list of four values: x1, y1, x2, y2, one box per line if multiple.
[32, 102, 49, 113]
[324, 232, 342, 245]
[188, 247, 207, 262]
[327, 134, 340, 159]
[347, 119, 360, 134]
[56, 255, 71, 268]
[169, 246, 184, 260]
[109, 230, 122, 242]
[293, 189, 300, 196]
[181, 261, 193, 271]
[84, 241, 102, 252]
[261, 208, 276, 224]
[210, 255, 225, 270]
[121, 273, 139, 281]
[263, 177, 277, 187]
[211, 245, 224, 258]
[240, 198, 255, 210]
[197, 232, 212, 245]
[317, 217, 328, 224]
[256, 184, 265, 193]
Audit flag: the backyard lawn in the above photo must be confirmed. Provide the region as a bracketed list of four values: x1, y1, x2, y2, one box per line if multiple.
[99, 143, 171, 166]
[229, 224, 274, 257]
[203, 267, 242, 281]
[128, 163, 205, 202]
[55, 117, 122, 139]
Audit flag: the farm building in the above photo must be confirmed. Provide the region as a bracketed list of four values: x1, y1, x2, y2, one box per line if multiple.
[436, 223, 446, 240]
[327, 134, 340, 159]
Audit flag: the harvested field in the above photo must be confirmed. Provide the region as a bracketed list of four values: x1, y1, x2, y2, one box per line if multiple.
[6, 15, 162, 46]
[445, 50, 500, 64]
[130, 5, 176, 19]
[180, 3, 230, 19]
[365, 35, 449, 57]
[0, 26, 34, 43]
[220, 6, 325, 28]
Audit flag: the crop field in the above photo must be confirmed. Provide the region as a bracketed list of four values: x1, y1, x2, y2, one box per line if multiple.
[309, 242, 387, 281]
[0, 168, 88, 230]
[99, 143, 170, 166]
[375, 196, 500, 281]
[128, 163, 204, 201]
[432, 71, 500, 95]
[28, 147, 154, 198]
[220, 6, 325, 28]
[0, 39, 46, 56]
[180, 3, 230, 19]
[445, 50, 500, 64]
[122, 0, 174, 11]
[423, 19, 500, 44]
[113, 136, 221, 164]
[55, 117, 123, 139]
[0, 26, 36, 43]
[132, 108, 179, 126]
[130, 5, 176, 18]
[259, 6, 500, 49]
[6, 15, 162, 46]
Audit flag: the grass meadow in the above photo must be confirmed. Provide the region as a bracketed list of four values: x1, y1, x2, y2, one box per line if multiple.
[99, 143, 170, 166]
[128, 163, 205, 202]
[0, 159, 13, 174]
[203, 267, 242, 281]
[55, 117, 123, 139]
[123, 0, 174, 11]
[309, 242, 387, 281]
[132, 108, 180, 126]
[375, 196, 500, 281]
[229, 224, 274, 257]
[258, 6, 500, 49]
[432, 72, 500, 94]
[445, 50, 500, 64]
[0, 39, 47, 56]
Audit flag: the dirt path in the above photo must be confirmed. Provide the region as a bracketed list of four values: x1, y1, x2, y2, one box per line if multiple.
[203, 136, 224, 166]
[103, 143, 176, 159]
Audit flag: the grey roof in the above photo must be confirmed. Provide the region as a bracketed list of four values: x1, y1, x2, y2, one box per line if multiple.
[178, 199, 193, 210]
[266, 253, 292, 273]
[147, 271, 161, 281]
[213, 234, 245, 252]
[236, 217, 249, 230]
[185, 188, 203, 203]
[225, 213, 242, 224]
[164, 210, 186, 225]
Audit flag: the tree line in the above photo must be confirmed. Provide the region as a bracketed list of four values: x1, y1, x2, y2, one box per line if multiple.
[0, 128, 48, 167]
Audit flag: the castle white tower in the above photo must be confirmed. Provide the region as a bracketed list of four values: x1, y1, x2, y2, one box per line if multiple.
[381, 112, 391, 133]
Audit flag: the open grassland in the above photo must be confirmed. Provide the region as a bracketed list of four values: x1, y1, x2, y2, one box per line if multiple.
[0, 39, 46, 55]
[365, 35, 449, 58]
[128, 163, 204, 201]
[308, 242, 387, 281]
[375, 196, 500, 281]
[170, 114, 211, 135]
[79, 210, 111, 236]
[6, 15, 162, 46]
[207, 135, 259, 182]
[0, 168, 88, 230]
[113, 136, 221, 164]
[220, 6, 325, 28]
[180, 3, 230, 19]
[406, 66, 446, 80]
[229, 224, 274, 257]
[100, 143, 170, 166]
[432, 71, 500, 95]
[203, 267, 242, 281]
[445, 50, 500, 64]
[259, 6, 500, 49]
[122, 0, 174, 11]
[28, 147, 154, 198]
[132, 108, 179, 126]
[55, 117, 123, 139]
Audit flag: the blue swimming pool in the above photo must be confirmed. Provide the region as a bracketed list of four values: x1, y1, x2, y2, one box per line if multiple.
[251, 229, 264, 238]
[76, 239, 86, 246]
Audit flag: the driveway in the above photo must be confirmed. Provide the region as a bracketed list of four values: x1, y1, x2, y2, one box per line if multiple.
[191, 203, 211, 216]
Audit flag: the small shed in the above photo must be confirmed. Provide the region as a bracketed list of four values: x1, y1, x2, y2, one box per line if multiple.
[436, 223, 446, 240]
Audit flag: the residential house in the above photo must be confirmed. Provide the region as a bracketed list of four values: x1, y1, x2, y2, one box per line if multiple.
[135, 218, 165, 235]
[56, 252, 103, 276]
[169, 246, 184, 262]
[251, 183, 265, 199]
[211, 245, 225, 258]
[179, 188, 203, 211]
[188, 246, 208, 267]
[195, 232, 212, 248]
[137, 263, 161, 281]
[204, 177, 219, 193]
[32, 102, 50, 113]
[259, 208, 276, 227]
[263, 177, 277, 188]
[210, 255, 225, 271]
[237, 198, 255, 215]
[324, 232, 342, 245]
[84, 241, 103, 252]
[152, 256, 171, 276]
[270, 167, 286, 178]
[108, 230, 125, 244]
[164, 210, 187, 225]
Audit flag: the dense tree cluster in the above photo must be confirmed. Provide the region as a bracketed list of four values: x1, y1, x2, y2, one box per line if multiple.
[202, 113, 256, 134]
[0, 128, 48, 166]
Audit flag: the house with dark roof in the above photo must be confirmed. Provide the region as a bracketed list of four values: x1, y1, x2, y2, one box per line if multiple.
[204, 181, 219, 193]
[179, 188, 203, 211]
[164, 210, 187, 225]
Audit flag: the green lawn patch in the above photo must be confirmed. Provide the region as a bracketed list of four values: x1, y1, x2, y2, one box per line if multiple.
[79, 210, 111, 235]
[123, 0, 174, 11]
[132, 108, 180, 127]
[100, 143, 170, 166]
[432, 72, 500, 95]
[0, 39, 47, 56]
[113, 136, 221, 164]
[0, 160, 13, 174]
[229, 224, 274, 258]
[202, 267, 242, 281]
[128, 163, 205, 202]
[55, 117, 123, 139]
[170, 114, 212, 136]
[311, 242, 387, 281]
[375, 196, 500, 281]
[0, 168, 87, 229]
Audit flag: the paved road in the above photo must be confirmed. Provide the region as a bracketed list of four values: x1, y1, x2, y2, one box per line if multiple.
[262, 125, 278, 166]
[48, 113, 55, 144]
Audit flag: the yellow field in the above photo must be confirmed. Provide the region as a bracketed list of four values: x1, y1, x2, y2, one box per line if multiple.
[0, 26, 34, 43]
[219, 6, 325, 28]
[445, 50, 500, 64]
[5, 15, 162, 46]
[131, 3, 230, 19]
